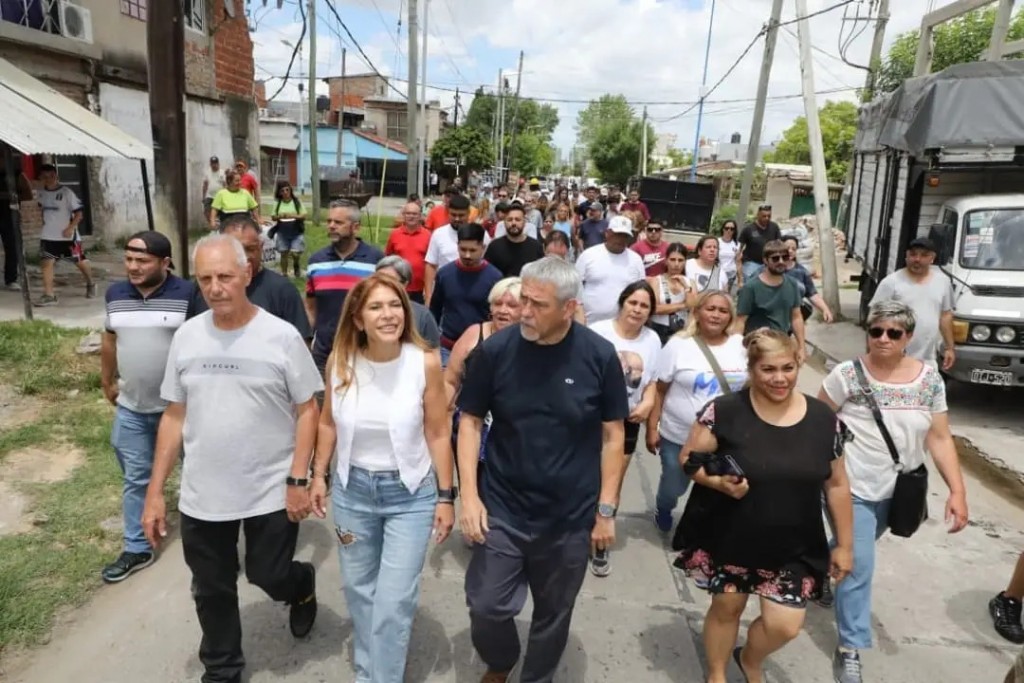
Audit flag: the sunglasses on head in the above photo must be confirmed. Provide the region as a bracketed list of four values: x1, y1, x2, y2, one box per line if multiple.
[868, 327, 905, 340]
[766, 253, 790, 263]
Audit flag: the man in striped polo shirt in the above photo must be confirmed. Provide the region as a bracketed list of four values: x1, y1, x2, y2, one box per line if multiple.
[100, 231, 194, 583]
[305, 200, 384, 377]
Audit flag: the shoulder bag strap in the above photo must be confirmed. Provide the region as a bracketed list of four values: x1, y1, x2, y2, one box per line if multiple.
[694, 337, 732, 395]
[707, 262, 721, 291]
[659, 275, 671, 304]
[852, 358, 902, 469]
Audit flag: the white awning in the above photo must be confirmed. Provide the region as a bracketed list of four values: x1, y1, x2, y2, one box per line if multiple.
[0, 58, 152, 160]
[259, 121, 299, 151]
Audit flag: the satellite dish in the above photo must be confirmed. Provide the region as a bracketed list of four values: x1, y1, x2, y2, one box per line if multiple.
[223, 0, 236, 18]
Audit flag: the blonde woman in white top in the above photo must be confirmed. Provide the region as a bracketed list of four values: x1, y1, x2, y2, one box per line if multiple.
[309, 274, 454, 683]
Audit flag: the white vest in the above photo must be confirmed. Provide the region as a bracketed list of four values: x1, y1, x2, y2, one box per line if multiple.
[331, 343, 431, 491]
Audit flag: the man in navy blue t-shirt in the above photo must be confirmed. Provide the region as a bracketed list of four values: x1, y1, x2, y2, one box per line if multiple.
[457, 256, 628, 683]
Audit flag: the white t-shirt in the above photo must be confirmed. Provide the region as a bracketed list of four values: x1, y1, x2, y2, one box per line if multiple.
[822, 360, 947, 501]
[161, 309, 324, 521]
[493, 220, 538, 240]
[718, 239, 740, 277]
[656, 334, 747, 445]
[685, 259, 729, 293]
[425, 224, 492, 270]
[575, 245, 646, 324]
[204, 167, 225, 198]
[38, 185, 82, 242]
[589, 319, 662, 411]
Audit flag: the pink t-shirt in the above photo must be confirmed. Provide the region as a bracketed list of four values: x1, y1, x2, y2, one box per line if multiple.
[631, 239, 669, 276]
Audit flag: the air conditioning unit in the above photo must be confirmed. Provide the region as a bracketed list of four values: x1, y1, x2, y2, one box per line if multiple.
[59, 1, 93, 44]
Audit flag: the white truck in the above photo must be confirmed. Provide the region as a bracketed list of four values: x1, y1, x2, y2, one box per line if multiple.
[846, 60, 1024, 388]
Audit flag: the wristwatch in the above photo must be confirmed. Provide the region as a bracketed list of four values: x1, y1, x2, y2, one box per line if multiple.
[597, 502, 617, 519]
[438, 487, 458, 504]
[285, 476, 309, 487]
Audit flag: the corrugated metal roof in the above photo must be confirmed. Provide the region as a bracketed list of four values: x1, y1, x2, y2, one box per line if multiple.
[0, 58, 152, 160]
[260, 120, 299, 151]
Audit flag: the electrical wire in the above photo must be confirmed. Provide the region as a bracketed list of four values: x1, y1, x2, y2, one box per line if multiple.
[322, 0, 409, 100]
[441, 0, 483, 86]
[267, 0, 307, 101]
[777, 0, 857, 28]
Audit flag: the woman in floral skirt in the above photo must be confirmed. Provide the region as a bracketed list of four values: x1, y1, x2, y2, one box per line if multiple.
[674, 329, 854, 683]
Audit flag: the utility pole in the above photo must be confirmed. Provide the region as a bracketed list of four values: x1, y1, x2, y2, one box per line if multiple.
[497, 70, 506, 180]
[862, 0, 889, 101]
[418, 0, 428, 196]
[795, 0, 840, 318]
[454, 87, 460, 126]
[335, 48, 346, 166]
[505, 51, 525, 181]
[147, 0, 189, 276]
[736, 0, 784, 225]
[407, 0, 420, 196]
[307, 0, 320, 223]
[690, 0, 717, 182]
[640, 106, 648, 177]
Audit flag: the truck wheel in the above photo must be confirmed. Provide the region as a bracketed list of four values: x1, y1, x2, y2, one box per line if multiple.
[857, 274, 876, 326]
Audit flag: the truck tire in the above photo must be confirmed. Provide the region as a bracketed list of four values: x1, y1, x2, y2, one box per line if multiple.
[858, 274, 876, 326]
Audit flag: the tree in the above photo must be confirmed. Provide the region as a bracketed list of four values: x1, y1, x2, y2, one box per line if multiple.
[462, 87, 559, 175]
[575, 94, 633, 149]
[663, 148, 692, 170]
[875, 7, 1024, 94]
[763, 100, 858, 183]
[589, 118, 655, 187]
[430, 126, 493, 173]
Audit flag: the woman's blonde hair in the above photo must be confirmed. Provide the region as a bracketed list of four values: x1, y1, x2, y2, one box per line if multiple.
[488, 276, 522, 305]
[742, 328, 799, 370]
[677, 289, 735, 339]
[478, 197, 491, 217]
[330, 274, 428, 392]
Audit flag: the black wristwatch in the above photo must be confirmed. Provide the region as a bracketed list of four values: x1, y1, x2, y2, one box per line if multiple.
[285, 476, 309, 487]
[438, 487, 458, 504]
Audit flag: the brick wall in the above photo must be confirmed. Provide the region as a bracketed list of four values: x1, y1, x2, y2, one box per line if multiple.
[185, 39, 216, 98]
[254, 80, 267, 108]
[214, 0, 254, 100]
[326, 75, 386, 102]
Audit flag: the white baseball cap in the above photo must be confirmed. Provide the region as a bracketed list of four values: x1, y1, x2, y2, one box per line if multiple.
[608, 215, 634, 235]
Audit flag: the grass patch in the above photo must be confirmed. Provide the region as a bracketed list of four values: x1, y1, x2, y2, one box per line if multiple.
[0, 321, 171, 655]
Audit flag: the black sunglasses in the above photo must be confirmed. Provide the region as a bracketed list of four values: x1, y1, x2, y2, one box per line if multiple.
[648, 226, 662, 232]
[766, 253, 790, 263]
[868, 327, 905, 340]
[722, 225, 736, 231]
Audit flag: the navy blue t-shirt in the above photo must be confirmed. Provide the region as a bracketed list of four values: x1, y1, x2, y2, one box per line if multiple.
[578, 218, 608, 250]
[457, 323, 629, 533]
[429, 260, 503, 344]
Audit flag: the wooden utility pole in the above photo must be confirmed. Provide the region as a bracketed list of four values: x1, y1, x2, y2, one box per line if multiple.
[418, 0, 428, 195]
[505, 51, 525, 180]
[307, 0, 320, 222]
[147, 0, 189, 276]
[407, 0, 420, 196]
[453, 87, 460, 126]
[336, 48, 346, 166]
[795, 0, 840, 318]
[736, 0, 784, 225]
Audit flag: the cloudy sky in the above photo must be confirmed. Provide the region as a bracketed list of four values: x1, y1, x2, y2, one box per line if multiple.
[251, 0, 928, 157]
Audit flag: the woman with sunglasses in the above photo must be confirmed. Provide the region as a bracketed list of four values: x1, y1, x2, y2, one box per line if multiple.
[647, 243, 694, 345]
[816, 299, 968, 683]
[718, 220, 740, 293]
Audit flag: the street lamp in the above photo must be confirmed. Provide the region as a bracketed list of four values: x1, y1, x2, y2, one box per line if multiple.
[281, 39, 308, 193]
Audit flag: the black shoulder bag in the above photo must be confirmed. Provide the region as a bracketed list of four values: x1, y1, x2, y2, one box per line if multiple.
[851, 359, 929, 538]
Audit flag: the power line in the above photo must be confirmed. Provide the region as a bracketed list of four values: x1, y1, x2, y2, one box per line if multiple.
[777, 0, 857, 27]
[267, 0, 307, 101]
[322, 0, 409, 100]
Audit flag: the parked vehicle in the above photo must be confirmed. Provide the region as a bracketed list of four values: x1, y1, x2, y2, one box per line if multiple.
[847, 61, 1024, 387]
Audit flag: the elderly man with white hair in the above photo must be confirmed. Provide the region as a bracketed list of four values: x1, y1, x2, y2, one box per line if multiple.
[142, 233, 324, 683]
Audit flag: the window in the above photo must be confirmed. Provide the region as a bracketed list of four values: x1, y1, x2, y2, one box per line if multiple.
[183, 0, 204, 32]
[386, 111, 407, 142]
[1, 0, 61, 35]
[120, 0, 147, 21]
[960, 209, 1024, 272]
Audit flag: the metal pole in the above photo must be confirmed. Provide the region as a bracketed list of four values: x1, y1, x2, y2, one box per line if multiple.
[640, 106, 647, 177]
[336, 48, 346, 166]
[406, 0, 419, 196]
[505, 51, 525, 180]
[795, 0, 840, 319]
[690, 0, 716, 182]
[498, 70, 506, 181]
[418, 0, 428, 196]
[737, 0, 784, 225]
[307, 0, 320, 221]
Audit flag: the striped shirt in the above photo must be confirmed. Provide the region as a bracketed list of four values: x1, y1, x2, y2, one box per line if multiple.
[105, 274, 194, 414]
[306, 241, 384, 366]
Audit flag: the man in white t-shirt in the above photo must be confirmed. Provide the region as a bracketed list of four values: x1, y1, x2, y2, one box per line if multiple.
[201, 156, 225, 222]
[575, 215, 646, 324]
[35, 163, 96, 307]
[141, 234, 324, 683]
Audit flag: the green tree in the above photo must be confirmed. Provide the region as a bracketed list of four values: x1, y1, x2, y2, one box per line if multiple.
[575, 94, 633, 148]
[875, 7, 1024, 94]
[589, 118, 655, 187]
[462, 88, 559, 174]
[763, 100, 858, 183]
[663, 147, 692, 170]
[430, 126, 493, 172]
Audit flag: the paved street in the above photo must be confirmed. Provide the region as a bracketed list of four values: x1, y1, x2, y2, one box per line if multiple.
[4, 358, 1024, 683]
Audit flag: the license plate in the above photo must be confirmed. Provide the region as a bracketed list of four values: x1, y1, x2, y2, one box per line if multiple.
[970, 369, 1014, 386]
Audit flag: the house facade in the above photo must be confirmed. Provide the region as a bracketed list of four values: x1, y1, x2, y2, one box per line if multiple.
[0, 0, 259, 241]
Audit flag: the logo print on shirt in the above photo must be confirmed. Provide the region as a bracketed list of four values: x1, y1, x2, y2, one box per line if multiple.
[564, 378, 575, 385]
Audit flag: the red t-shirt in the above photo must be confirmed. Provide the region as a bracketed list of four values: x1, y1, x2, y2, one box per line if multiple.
[385, 226, 432, 293]
[620, 200, 651, 221]
[631, 239, 669, 276]
[240, 172, 259, 198]
[424, 205, 449, 231]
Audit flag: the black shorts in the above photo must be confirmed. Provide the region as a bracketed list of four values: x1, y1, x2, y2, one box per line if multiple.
[40, 240, 86, 263]
[625, 420, 640, 456]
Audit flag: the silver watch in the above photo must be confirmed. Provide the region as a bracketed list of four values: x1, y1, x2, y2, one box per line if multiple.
[597, 503, 617, 519]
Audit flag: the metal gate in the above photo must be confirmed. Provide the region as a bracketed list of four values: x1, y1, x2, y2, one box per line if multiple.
[637, 177, 715, 232]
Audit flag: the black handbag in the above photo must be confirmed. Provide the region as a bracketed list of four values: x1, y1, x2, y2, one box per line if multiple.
[852, 359, 929, 538]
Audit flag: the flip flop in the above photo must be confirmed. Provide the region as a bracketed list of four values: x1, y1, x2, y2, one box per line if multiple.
[732, 646, 751, 683]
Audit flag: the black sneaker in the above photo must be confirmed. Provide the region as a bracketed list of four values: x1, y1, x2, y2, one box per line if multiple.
[289, 562, 317, 638]
[815, 577, 835, 608]
[101, 551, 154, 584]
[990, 592, 1024, 643]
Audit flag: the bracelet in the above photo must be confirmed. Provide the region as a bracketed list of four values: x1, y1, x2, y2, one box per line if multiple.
[437, 500, 455, 506]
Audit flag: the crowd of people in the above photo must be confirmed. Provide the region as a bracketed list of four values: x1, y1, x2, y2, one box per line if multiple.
[93, 174, 1000, 683]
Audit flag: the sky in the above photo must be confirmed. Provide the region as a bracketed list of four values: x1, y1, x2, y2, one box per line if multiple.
[250, 0, 928, 160]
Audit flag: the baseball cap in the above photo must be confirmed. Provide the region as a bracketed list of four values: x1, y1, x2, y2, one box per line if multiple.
[210, 155, 219, 162]
[608, 215, 634, 235]
[126, 230, 175, 268]
[908, 237, 937, 252]
[588, 201, 604, 213]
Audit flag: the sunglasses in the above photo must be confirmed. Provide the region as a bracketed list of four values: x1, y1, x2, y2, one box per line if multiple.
[723, 226, 736, 231]
[648, 226, 662, 232]
[766, 253, 790, 263]
[868, 327, 906, 340]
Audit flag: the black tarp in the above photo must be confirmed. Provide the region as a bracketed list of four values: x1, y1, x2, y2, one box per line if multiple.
[855, 60, 1024, 155]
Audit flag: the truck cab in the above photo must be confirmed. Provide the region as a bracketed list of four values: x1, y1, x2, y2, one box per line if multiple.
[928, 194, 1024, 387]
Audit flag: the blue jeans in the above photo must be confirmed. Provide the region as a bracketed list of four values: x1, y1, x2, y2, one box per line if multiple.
[110, 405, 162, 554]
[834, 495, 892, 650]
[655, 437, 691, 513]
[332, 467, 437, 683]
[741, 260, 763, 282]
